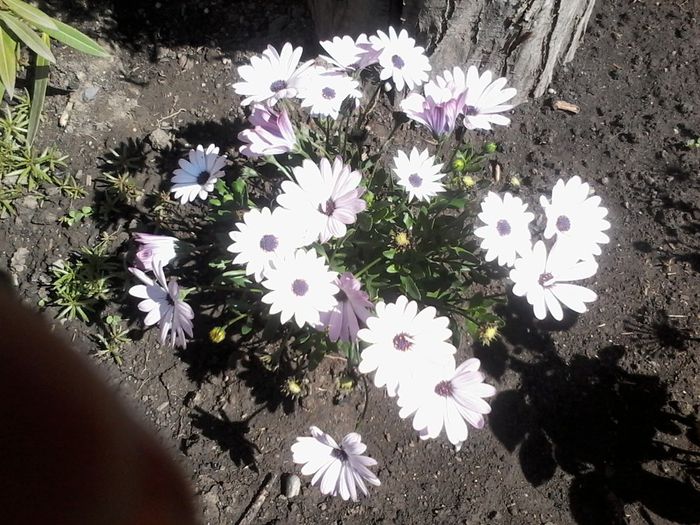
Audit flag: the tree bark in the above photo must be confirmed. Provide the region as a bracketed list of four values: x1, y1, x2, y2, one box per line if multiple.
[307, 0, 596, 101]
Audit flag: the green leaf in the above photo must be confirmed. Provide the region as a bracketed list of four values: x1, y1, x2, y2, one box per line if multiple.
[400, 275, 421, 300]
[43, 18, 108, 57]
[27, 32, 50, 146]
[0, 12, 54, 61]
[0, 26, 16, 98]
[4, 0, 57, 31]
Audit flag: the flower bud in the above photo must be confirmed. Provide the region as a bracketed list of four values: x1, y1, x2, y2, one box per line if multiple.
[209, 326, 226, 344]
[484, 142, 498, 154]
[510, 176, 521, 188]
[462, 175, 476, 188]
[286, 379, 303, 397]
[451, 158, 466, 173]
[479, 325, 499, 346]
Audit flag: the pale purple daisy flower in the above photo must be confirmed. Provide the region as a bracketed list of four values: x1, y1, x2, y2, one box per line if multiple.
[358, 295, 456, 397]
[369, 27, 431, 91]
[233, 43, 314, 106]
[400, 89, 464, 137]
[277, 157, 366, 244]
[539, 176, 611, 260]
[291, 426, 380, 501]
[509, 240, 598, 321]
[392, 147, 445, 202]
[298, 67, 361, 119]
[397, 358, 496, 446]
[261, 248, 338, 329]
[132, 233, 179, 271]
[171, 144, 227, 204]
[474, 192, 534, 267]
[238, 105, 297, 158]
[128, 261, 194, 348]
[319, 34, 374, 70]
[460, 66, 517, 130]
[319, 272, 374, 343]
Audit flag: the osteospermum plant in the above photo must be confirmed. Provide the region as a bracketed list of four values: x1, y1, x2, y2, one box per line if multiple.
[117, 26, 610, 503]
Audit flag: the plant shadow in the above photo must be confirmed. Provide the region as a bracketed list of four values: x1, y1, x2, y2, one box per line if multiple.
[487, 303, 700, 524]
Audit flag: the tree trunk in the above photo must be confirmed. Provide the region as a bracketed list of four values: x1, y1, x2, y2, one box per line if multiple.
[307, 0, 596, 101]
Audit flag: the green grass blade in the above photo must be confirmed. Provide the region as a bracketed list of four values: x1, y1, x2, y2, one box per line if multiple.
[3, 0, 57, 31]
[27, 32, 49, 146]
[0, 26, 16, 98]
[44, 18, 108, 57]
[0, 11, 54, 62]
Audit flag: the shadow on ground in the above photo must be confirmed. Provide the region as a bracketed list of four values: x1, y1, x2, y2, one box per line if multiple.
[483, 300, 700, 524]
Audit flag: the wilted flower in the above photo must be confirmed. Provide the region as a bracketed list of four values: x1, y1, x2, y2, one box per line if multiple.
[133, 233, 179, 270]
[392, 147, 445, 202]
[277, 157, 366, 243]
[474, 192, 534, 267]
[479, 324, 499, 345]
[227, 207, 306, 282]
[397, 358, 496, 446]
[358, 295, 455, 397]
[291, 426, 380, 501]
[238, 104, 297, 158]
[319, 34, 373, 70]
[319, 272, 374, 343]
[233, 43, 313, 106]
[369, 27, 431, 91]
[539, 176, 611, 260]
[261, 248, 338, 328]
[509, 240, 599, 321]
[128, 261, 194, 348]
[298, 67, 361, 119]
[171, 144, 227, 204]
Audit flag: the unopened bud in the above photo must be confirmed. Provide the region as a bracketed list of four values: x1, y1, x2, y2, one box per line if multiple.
[451, 158, 466, 173]
[484, 142, 498, 154]
[462, 175, 476, 188]
[209, 326, 226, 343]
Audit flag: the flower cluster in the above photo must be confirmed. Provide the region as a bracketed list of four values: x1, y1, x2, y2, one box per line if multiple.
[475, 177, 610, 320]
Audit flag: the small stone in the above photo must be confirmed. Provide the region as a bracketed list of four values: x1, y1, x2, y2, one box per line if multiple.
[20, 195, 38, 210]
[10, 247, 29, 275]
[148, 128, 172, 151]
[82, 85, 99, 102]
[282, 473, 301, 498]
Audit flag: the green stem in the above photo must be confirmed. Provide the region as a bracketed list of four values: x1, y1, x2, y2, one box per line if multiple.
[355, 256, 382, 278]
[265, 155, 293, 180]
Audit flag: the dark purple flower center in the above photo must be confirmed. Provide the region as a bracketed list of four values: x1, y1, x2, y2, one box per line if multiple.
[335, 289, 348, 302]
[331, 448, 349, 462]
[434, 380, 454, 397]
[197, 170, 211, 185]
[319, 198, 336, 216]
[556, 215, 571, 232]
[408, 174, 423, 187]
[270, 79, 287, 92]
[393, 332, 412, 351]
[464, 105, 479, 116]
[259, 234, 279, 252]
[321, 87, 336, 100]
[496, 219, 511, 236]
[292, 279, 309, 296]
[538, 272, 554, 288]
[391, 54, 405, 69]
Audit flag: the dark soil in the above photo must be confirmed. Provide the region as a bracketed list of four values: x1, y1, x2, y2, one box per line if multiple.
[2, 1, 699, 524]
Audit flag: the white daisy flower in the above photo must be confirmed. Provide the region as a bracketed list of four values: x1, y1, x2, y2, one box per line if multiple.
[474, 192, 534, 267]
[277, 157, 366, 244]
[456, 66, 517, 130]
[539, 176, 611, 260]
[369, 26, 431, 91]
[261, 248, 338, 328]
[227, 207, 306, 283]
[357, 295, 456, 397]
[319, 34, 373, 70]
[392, 147, 445, 202]
[298, 67, 362, 119]
[397, 358, 496, 446]
[171, 144, 227, 204]
[509, 240, 599, 321]
[233, 43, 314, 106]
[291, 426, 380, 501]
[128, 261, 194, 348]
